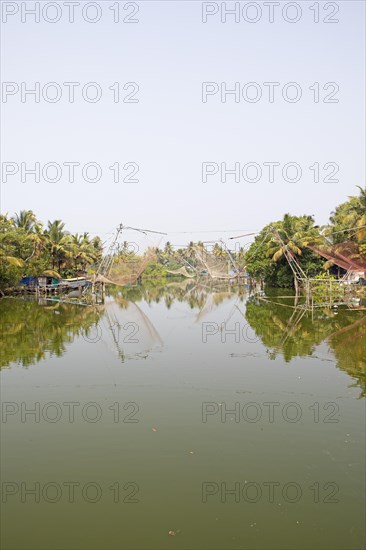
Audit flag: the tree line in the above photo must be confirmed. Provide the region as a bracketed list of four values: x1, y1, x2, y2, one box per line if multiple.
[1, 187, 365, 290]
[244, 186, 365, 287]
[0, 211, 102, 288]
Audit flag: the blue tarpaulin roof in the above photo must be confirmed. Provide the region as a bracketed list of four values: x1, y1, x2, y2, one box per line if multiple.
[19, 277, 38, 285]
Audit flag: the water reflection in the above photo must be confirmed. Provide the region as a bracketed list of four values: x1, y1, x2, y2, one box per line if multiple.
[111, 280, 245, 310]
[245, 292, 366, 396]
[1, 284, 365, 396]
[99, 298, 163, 361]
[0, 298, 101, 368]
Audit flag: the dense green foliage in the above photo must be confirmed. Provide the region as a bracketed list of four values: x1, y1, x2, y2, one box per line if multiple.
[141, 261, 167, 281]
[0, 211, 102, 289]
[1, 188, 365, 290]
[327, 186, 366, 244]
[245, 187, 366, 287]
[245, 214, 324, 287]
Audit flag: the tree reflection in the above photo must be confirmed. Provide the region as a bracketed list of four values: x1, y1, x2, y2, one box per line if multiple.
[245, 294, 366, 396]
[0, 298, 101, 368]
[1, 284, 364, 398]
[108, 280, 245, 311]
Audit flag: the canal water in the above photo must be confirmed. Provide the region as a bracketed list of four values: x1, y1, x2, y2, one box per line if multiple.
[1, 284, 365, 549]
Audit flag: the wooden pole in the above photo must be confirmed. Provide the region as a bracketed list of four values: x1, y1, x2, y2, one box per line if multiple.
[328, 280, 331, 304]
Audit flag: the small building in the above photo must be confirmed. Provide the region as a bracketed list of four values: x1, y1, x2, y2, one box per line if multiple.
[19, 276, 39, 288]
[308, 243, 366, 282]
[19, 276, 60, 288]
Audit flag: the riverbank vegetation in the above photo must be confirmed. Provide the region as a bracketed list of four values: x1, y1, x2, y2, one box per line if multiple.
[244, 187, 366, 287]
[0, 211, 102, 289]
[1, 187, 365, 291]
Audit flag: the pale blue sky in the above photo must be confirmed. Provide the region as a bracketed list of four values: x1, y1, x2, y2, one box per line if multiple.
[1, 0, 365, 250]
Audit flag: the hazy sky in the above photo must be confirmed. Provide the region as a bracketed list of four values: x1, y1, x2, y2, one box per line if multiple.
[1, 0, 365, 250]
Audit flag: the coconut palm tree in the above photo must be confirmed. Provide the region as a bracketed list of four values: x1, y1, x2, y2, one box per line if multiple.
[44, 220, 69, 271]
[0, 217, 25, 287]
[12, 210, 37, 232]
[212, 243, 227, 259]
[236, 246, 246, 268]
[164, 241, 174, 256]
[0, 247, 24, 268]
[23, 221, 47, 262]
[350, 186, 366, 242]
[328, 186, 366, 244]
[265, 214, 323, 292]
[266, 215, 322, 263]
[67, 233, 101, 271]
[185, 241, 196, 259]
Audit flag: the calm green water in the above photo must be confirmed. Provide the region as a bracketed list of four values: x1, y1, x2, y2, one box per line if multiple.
[1, 283, 365, 550]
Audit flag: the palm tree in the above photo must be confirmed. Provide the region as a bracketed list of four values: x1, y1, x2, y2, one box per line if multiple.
[46, 219, 66, 241]
[67, 233, 100, 271]
[12, 210, 37, 232]
[236, 246, 246, 270]
[44, 220, 69, 271]
[90, 237, 103, 265]
[212, 243, 226, 259]
[351, 186, 366, 242]
[24, 221, 47, 262]
[0, 217, 25, 282]
[185, 241, 196, 259]
[267, 215, 322, 262]
[163, 241, 176, 263]
[328, 186, 366, 244]
[266, 214, 323, 291]
[0, 247, 24, 268]
[164, 241, 174, 256]
[0, 213, 104, 289]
